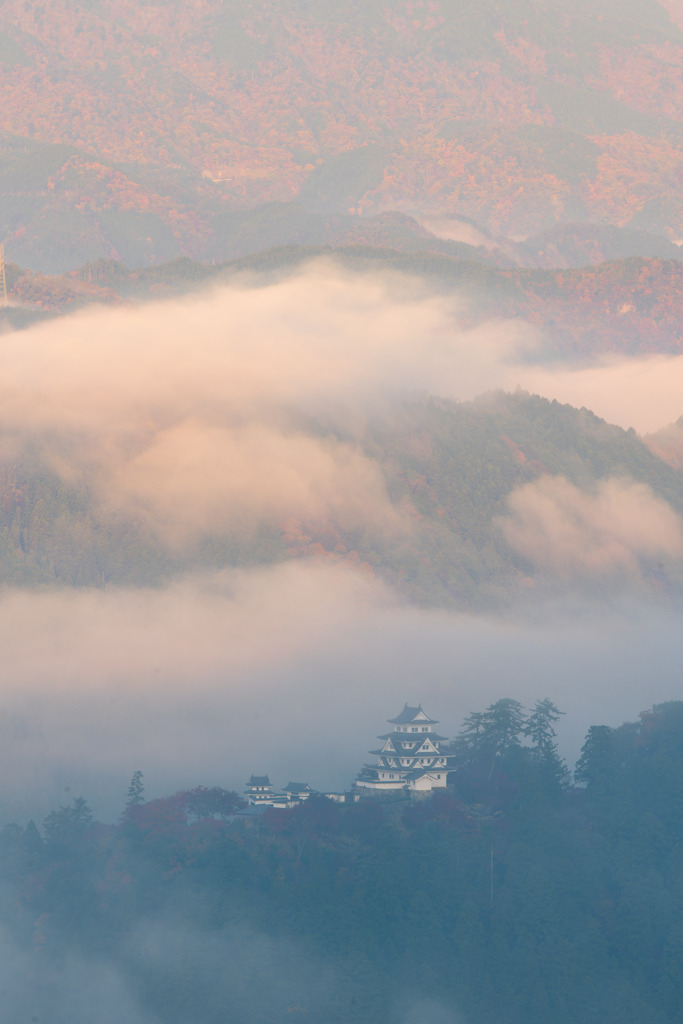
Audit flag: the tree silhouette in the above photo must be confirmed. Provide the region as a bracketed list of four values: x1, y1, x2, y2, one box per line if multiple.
[126, 770, 145, 807]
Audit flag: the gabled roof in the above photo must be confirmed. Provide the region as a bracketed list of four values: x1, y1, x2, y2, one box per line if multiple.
[377, 732, 447, 744]
[285, 782, 311, 794]
[403, 767, 451, 781]
[388, 703, 438, 725]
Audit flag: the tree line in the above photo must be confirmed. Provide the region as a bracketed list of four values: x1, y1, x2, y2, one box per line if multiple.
[2, 699, 683, 1024]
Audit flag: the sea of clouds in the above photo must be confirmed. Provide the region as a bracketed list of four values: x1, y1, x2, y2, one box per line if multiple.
[1, 261, 682, 820]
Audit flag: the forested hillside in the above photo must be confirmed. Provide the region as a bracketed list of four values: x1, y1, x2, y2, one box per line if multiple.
[4, 3, 683, 1021]
[0, 390, 681, 608]
[0, 0, 682, 270]
[3, 699, 683, 1024]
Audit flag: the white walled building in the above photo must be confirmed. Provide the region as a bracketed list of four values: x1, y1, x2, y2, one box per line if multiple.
[356, 704, 455, 794]
[245, 776, 313, 808]
[246, 775, 278, 805]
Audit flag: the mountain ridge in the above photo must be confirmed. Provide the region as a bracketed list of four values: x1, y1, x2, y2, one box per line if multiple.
[4, 246, 683, 360]
[1, 0, 682, 270]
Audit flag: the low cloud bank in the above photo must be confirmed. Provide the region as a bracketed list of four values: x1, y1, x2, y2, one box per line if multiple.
[1, 264, 681, 822]
[109, 420, 405, 544]
[0, 265, 526, 543]
[644, 417, 683, 470]
[0, 925, 156, 1024]
[3, 262, 683, 548]
[0, 561, 680, 823]
[502, 476, 683, 575]
[0, 918, 340, 1024]
[521, 355, 683, 435]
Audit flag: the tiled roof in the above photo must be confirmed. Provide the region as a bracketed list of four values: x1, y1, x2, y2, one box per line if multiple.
[404, 767, 450, 781]
[248, 775, 271, 787]
[388, 703, 438, 725]
[377, 732, 447, 743]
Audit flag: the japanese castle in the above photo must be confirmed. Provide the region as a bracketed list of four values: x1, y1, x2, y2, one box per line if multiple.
[356, 704, 455, 793]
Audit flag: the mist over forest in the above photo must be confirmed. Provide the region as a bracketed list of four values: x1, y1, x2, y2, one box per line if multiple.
[0, 264, 681, 820]
[4, 698, 683, 1024]
[2, 0, 683, 1020]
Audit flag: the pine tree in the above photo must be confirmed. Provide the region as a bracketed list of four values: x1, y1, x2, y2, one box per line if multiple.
[126, 770, 145, 807]
[484, 698, 526, 758]
[524, 698, 570, 790]
[43, 797, 94, 844]
[574, 725, 617, 790]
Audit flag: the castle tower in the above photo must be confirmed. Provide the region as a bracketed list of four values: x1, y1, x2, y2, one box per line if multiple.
[356, 704, 454, 793]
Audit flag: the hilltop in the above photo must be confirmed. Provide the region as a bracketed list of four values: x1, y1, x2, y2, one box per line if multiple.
[4, 699, 683, 1024]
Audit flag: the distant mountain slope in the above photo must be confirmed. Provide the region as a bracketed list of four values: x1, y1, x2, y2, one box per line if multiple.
[0, 0, 681, 269]
[5, 247, 683, 358]
[518, 223, 683, 268]
[1, 391, 682, 609]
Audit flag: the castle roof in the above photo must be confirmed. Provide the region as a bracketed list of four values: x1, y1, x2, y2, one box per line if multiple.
[377, 731, 447, 743]
[248, 775, 271, 787]
[403, 767, 451, 781]
[388, 704, 438, 725]
[285, 782, 311, 794]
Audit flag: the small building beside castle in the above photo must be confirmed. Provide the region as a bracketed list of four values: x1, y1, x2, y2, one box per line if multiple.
[356, 704, 455, 794]
[246, 775, 278, 805]
[245, 775, 313, 808]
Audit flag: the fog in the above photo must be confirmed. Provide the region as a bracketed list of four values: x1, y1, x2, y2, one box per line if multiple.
[0, 262, 681, 547]
[1, 264, 683, 822]
[0, 560, 681, 823]
[0, 904, 465, 1024]
[0, 914, 342, 1024]
[0, 265, 528, 542]
[0, 924, 157, 1024]
[520, 356, 683, 435]
[502, 476, 683, 575]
